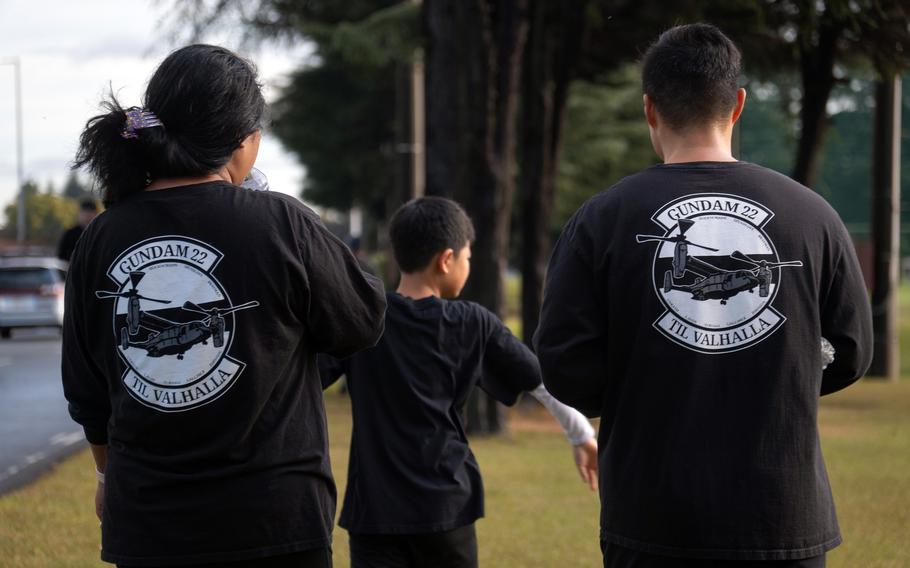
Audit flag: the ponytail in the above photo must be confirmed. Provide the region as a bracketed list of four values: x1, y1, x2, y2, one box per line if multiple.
[73, 95, 149, 207]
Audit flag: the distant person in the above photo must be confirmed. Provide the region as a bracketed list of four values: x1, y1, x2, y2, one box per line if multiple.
[535, 24, 872, 568]
[57, 199, 98, 262]
[347, 235, 377, 276]
[63, 44, 386, 568]
[319, 196, 598, 568]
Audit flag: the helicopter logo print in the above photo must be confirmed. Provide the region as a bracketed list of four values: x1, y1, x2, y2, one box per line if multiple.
[636, 194, 803, 354]
[96, 236, 259, 412]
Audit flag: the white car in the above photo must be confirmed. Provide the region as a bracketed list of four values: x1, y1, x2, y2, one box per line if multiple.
[0, 257, 67, 338]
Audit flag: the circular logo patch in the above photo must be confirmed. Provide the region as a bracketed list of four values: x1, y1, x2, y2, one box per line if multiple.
[636, 194, 803, 354]
[96, 236, 259, 411]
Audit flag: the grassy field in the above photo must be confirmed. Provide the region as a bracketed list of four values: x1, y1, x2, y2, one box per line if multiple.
[0, 380, 908, 567]
[898, 284, 910, 378]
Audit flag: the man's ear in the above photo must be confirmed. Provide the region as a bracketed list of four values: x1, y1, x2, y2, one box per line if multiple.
[643, 94, 659, 128]
[437, 249, 455, 274]
[731, 88, 747, 125]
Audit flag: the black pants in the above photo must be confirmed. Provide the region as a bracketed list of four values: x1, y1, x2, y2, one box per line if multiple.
[117, 547, 332, 568]
[603, 542, 825, 568]
[349, 524, 478, 568]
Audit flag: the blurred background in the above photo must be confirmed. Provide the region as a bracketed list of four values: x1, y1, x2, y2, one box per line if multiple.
[0, 1, 908, 566]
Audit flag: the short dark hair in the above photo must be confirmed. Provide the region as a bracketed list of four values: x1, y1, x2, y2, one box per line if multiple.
[389, 197, 475, 273]
[74, 44, 266, 206]
[641, 24, 742, 130]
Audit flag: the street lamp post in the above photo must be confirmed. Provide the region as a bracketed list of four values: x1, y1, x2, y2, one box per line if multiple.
[1, 57, 25, 244]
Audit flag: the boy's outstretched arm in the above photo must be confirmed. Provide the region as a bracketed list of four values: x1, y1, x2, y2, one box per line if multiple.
[478, 310, 542, 405]
[478, 309, 599, 491]
[528, 385, 598, 491]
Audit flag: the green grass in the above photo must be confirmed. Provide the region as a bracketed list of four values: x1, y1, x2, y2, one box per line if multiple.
[1, 382, 908, 567]
[899, 284, 910, 378]
[817, 381, 910, 568]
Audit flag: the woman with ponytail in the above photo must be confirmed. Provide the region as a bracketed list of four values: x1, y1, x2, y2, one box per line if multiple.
[63, 45, 386, 568]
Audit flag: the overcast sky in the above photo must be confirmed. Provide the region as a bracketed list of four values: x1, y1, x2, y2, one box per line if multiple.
[0, 0, 312, 223]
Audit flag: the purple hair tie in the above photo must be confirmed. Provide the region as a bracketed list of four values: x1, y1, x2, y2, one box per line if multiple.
[121, 107, 164, 139]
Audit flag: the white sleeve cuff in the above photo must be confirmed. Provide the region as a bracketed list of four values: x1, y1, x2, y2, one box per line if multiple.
[529, 384, 595, 445]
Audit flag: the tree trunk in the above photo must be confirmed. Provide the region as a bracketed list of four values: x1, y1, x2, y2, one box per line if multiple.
[869, 74, 902, 380]
[424, 0, 463, 201]
[424, 0, 529, 434]
[792, 24, 839, 187]
[518, 0, 586, 344]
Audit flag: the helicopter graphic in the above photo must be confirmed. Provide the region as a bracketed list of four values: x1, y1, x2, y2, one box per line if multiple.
[96, 271, 259, 359]
[95, 271, 170, 335]
[116, 300, 260, 359]
[635, 218, 719, 278]
[636, 220, 803, 305]
[660, 251, 803, 304]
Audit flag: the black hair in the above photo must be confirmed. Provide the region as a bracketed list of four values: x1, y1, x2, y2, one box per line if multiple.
[641, 24, 742, 131]
[79, 199, 98, 212]
[389, 197, 475, 273]
[73, 44, 266, 206]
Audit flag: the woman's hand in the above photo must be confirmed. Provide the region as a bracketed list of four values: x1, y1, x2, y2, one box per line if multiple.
[95, 480, 105, 521]
[89, 444, 108, 522]
[572, 437, 599, 491]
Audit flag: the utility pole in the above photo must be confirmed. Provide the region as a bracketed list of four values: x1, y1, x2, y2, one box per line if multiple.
[1, 58, 25, 244]
[869, 74, 902, 381]
[14, 59, 23, 245]
[411, 49, 425, 199]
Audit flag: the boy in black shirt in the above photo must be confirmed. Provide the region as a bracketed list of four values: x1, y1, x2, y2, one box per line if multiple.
[320, 197, 597, 568]
[535, 24, 873, 567]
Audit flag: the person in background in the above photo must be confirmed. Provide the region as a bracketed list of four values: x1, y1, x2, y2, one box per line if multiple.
[57, 199, 99, 262]
[320, 196, 598, 568]
[347, 236, 377, 276]
[535, 24, 872, 568]
[63, 44, 386, 568]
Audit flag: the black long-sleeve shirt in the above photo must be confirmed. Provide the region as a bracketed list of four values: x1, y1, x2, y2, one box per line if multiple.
[62, 181, 386, 566]
[535, 162, 872, 561]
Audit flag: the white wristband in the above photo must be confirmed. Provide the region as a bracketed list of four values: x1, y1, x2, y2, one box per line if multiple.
[96, 469, 105, 484]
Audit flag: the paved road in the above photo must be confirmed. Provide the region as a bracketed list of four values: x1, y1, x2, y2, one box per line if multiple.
[0, 329, 86, 495]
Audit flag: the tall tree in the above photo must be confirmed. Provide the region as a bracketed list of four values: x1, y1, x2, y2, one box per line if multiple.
[755, 0, 910, 187]
[517, 0, 588, 344]
[424, 0, 528, 316]
[424, 0, 529, 433]
[271, 55, 398, 212]
[169, 0, 417, 214]
[866, 0, 908, 379]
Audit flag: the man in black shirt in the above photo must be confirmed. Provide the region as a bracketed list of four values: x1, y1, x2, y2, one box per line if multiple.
[535, 24, 872, 567]
[320, 197, 598, 568]
[57, 199, 99, 263]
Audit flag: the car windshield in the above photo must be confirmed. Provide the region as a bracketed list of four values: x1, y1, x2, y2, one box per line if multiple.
[0, 268, 57, 290]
